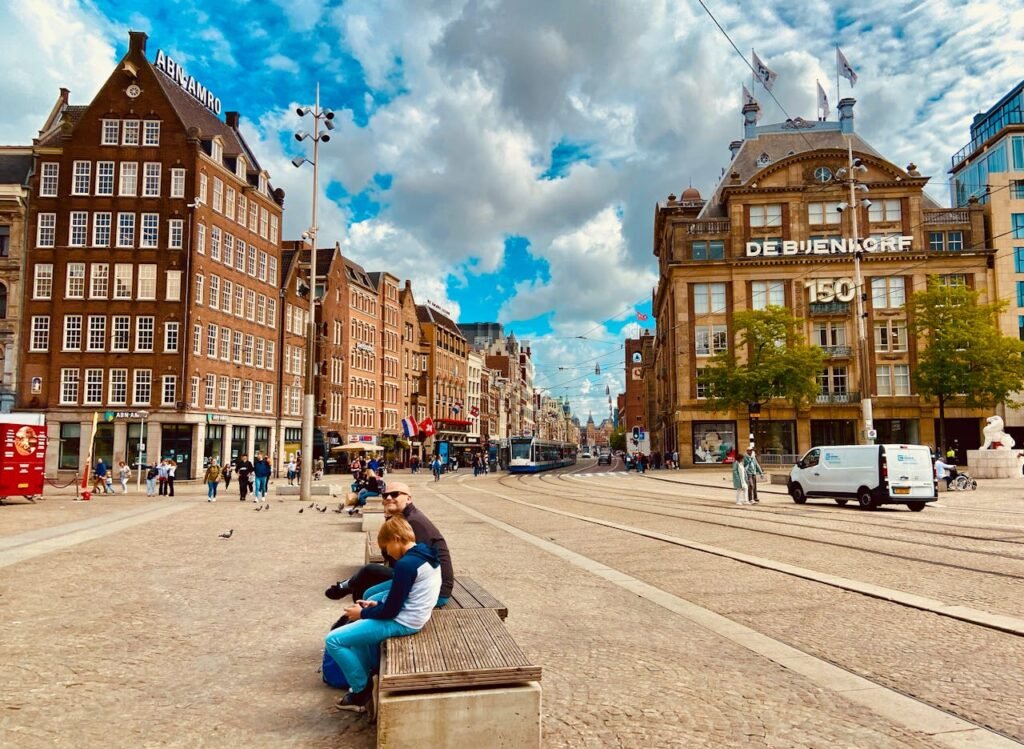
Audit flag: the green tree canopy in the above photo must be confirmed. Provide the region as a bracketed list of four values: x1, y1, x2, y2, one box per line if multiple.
[701, 307, 825, 412]
[609, 425, 626, 452]
[907, 279, 1024, 447]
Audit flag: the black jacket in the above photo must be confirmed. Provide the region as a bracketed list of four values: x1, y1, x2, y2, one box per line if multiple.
[383, 504, 454, 599]
[236, 460, 255, 479]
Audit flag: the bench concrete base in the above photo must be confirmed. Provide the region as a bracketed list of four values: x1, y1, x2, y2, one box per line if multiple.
[768, 473, 789, 486]
[376, 681, 541, 749]
[276, 486, 300, 496]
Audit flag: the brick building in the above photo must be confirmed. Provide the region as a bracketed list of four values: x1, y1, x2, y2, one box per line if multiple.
[369, 271, 402, 446]
[416, 302, 469, 457]
[650, 98, 991, 466]
[20, 32, 288, 477]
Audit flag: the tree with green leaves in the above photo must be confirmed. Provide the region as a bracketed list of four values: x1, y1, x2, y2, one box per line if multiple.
[906, 279, 1024, 451]
[609, 425, 626, 453]
[701, 307, 825, 431]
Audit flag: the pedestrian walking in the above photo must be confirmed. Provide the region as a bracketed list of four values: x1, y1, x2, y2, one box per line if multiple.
[118, 461, 130, 493]
[223, 462, 234, 489]
[93, 459, 108, 494]
[743, 448, 766, 504]
[732, 458, 750, 506]
[253, 453, 271, 502]
[204, 460, 222, 502]
[157, 460, 169, 495]
[672, 450, 679, 469]
[314, 456, 325, 480]
[145, 463, 158, 496]
[286, 455, 297, 485]
[236, 454, 255, 501]
[431, 456, 442, 482]
[165, 460, 176, 497]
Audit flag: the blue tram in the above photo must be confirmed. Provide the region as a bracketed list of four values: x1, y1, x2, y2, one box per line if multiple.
[507, 437, 578, 473]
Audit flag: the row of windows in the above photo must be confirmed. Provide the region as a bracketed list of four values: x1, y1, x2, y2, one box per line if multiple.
[349, 377, 376, 401]
[201, 226, 278, 288]
[691, 277, 923, 317]
[60, 367, 173, 407]
[694, 364, 912, 399]
[33, 263, 181, 302]
[197, 275, 277, 330]
[194, 374, 275, 414]
[352, 348, 376, 373]
[198, 324, 275, 369]
[284, 303, 308, 335]
[693, 320, 908, 358]
[31, 315, 177, 353]
[350, 287, 378, 316]
[283, 343, 306, 376]
[99, 119, 161, 147]
[36, 212, 185, 250]
[39, 161, 183, 199]
[750, 201, 904, 229]
[202, 174, 276, 241]
[352, 317, 376, 345]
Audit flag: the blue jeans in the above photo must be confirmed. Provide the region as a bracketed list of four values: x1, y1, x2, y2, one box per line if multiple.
[207, 481, 218, 498]
[356, 489, 379, 506]
[254, 475, 268, 499]
[362, 579, 449, 609]
[325, 613, 417, 692]
[146, 478, 156, 495]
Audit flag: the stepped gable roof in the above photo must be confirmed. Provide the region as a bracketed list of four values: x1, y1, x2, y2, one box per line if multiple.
[281, 249, 298, 279]
[416, 304, 464, 337]
[0, 151, 33, 185]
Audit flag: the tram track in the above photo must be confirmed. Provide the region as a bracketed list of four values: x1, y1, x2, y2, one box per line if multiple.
[553, 471, 1024, 560]
[426, 475, 1024, 746]
[507, 471, 1024, 581]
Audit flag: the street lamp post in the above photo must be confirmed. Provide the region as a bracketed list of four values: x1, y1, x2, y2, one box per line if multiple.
[837, 140, 874, 444]
[293, 84, 335, 501]
[135, 410, 149, 492]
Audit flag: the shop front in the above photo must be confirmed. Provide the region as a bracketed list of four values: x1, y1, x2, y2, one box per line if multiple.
[810, 420, 856, 448]
[875, 418, 920, 446]
[204, 423, 226, 467]
[161, 423, 194, 479]
[230, 426, 249, 463]
[692, 420, 737, 464]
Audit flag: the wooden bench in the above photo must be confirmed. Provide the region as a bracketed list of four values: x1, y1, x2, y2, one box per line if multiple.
[365, 531, 385, 564]
[444, 577, 508, 620]
[376, 608, 541, 748]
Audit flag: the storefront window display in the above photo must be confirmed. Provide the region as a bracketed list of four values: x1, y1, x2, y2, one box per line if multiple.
[875, 419, 920, 445]
[752, 420, 797, 459]
[692, 421, 737, 463]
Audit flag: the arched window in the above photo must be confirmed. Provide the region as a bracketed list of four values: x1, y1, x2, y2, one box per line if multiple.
[0, 283, 7, 319]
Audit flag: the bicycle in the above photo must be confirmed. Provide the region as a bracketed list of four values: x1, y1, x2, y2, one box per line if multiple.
[951, 472, 977, 491]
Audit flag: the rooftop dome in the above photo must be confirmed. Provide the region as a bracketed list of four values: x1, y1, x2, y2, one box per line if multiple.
[681, 186, 702, 200]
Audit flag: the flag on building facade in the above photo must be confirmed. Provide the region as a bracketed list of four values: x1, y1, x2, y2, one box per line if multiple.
[752, 50, 778, 91]
[401, 416, 418, 438]
[470, 405, 480, 417]
[452, 402, 461, 415]
[816, 80, 830, 119]
[421, 418, 436, 437]
[837, 47, 857, 87]
[637, 312, 649, 321]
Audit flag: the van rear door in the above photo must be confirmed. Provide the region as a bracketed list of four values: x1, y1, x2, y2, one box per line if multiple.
[883, 445, 936, 500]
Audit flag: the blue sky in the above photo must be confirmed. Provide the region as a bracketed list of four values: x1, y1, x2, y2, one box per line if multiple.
[1, 0, 1022, 420]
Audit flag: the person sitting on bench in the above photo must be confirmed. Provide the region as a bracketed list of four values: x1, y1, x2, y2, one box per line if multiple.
[326, 515, 442, 712]
[347, 468, 383, 516]
[326, 481, 453, 608]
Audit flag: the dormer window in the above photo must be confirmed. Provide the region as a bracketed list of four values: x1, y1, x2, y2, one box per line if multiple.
[757, 152, 771, 167]
[258, 173, 268, 194]
[211, 138, 223, 164]
[236, 156, 246, 180]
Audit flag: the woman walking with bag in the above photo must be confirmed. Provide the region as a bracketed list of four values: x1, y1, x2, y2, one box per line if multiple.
[166, 460, 177, 497]
[205, 460, 222, 502]
[732, 458, 750, 506]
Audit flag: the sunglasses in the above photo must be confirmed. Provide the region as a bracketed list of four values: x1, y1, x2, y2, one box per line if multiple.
[383, 491, 407, 499]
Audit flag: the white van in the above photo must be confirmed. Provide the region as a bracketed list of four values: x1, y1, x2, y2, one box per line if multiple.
[788, 444, 937, 511]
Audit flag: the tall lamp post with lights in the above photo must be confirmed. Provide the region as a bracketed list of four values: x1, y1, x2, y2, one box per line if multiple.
[292, 84, 335, 500]
[835, 140, 875, 444]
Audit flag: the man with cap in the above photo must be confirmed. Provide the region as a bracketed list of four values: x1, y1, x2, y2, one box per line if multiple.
[742, 447, 766, 504]
[325, 481, 454, 609]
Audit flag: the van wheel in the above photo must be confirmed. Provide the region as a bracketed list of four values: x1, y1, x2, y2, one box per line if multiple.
[857, 490, 876, 510]
[908, 502, 925, 512]
[790, 484, 807, 504]
[834, 499, 848, 506]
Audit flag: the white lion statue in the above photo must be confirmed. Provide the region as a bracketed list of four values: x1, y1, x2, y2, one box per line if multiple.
[981, 415, 1015, 450]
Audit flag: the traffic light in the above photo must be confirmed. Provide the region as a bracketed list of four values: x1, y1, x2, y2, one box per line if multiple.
[632, 427, 640, 440]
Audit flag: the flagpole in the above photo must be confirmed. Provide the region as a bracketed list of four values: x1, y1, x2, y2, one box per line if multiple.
[835, 45, 841, 118]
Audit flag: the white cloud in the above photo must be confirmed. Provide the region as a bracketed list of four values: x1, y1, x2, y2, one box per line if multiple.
[0, 2, 118, 144]
[266, 53, 299, 74]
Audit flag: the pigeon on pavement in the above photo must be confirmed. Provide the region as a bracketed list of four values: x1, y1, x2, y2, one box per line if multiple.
[318, 505, 327, 513]
[308, 502, 315, 509]
[298, 507, 304, 514]
[218, 529, 234, 539]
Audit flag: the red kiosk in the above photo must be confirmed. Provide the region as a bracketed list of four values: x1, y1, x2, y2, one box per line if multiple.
[0, 415, 47, 504]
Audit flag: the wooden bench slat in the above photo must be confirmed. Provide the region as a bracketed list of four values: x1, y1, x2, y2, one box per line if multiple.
[442, 576, 509, 620]
[380, 609, 540, 693]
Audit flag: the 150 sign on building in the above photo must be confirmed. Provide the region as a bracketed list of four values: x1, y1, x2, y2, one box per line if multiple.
[805, 278, 856, 303]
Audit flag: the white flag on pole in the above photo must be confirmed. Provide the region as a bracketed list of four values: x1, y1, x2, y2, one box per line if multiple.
[817, 79, 830, 119]
[837, 47, 857, 87]
[752, 50, 778, 91]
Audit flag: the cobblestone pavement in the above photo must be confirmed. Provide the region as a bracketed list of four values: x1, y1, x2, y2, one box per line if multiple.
[1, 472, 1020, 747]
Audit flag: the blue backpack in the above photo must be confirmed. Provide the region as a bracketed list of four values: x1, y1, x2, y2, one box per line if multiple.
[320, 614, 350, 689]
